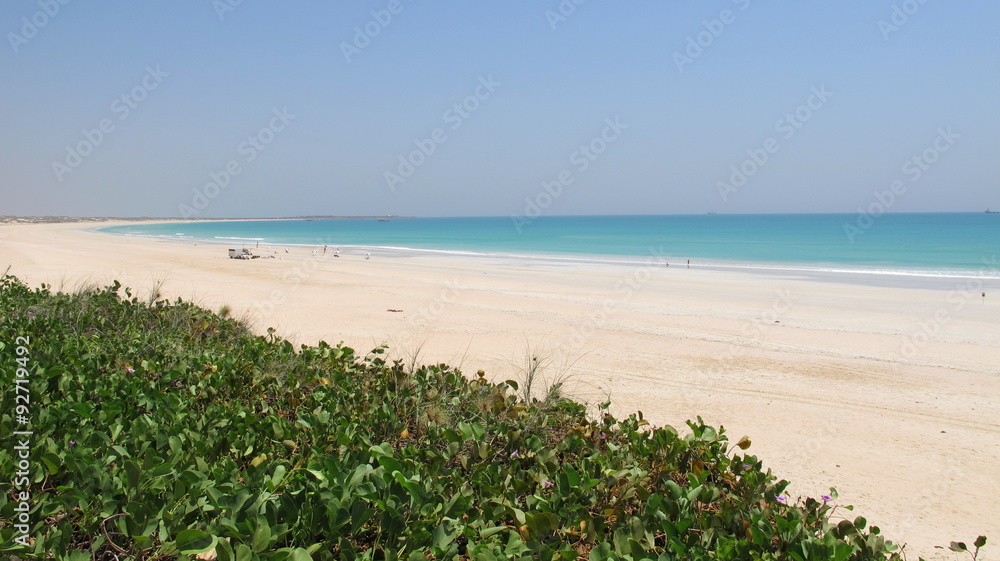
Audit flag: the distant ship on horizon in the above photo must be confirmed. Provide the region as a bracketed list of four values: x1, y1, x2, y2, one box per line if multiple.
[987, 209, 999, 214]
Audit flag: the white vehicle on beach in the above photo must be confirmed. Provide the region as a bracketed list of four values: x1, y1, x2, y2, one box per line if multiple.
[228, 248, 257, 259]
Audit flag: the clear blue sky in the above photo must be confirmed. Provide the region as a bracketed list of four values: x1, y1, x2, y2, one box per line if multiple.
[1, 1, 997, 218]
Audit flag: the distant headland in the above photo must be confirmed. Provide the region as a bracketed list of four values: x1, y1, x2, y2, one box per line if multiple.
[0, 215, 408, 224]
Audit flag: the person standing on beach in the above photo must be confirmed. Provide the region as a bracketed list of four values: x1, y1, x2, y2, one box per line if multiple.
[323, 245, 327, 255]
[687, 259, 690, 269]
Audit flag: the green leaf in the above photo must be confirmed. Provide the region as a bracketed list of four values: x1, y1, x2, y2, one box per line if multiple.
[510, 506, 527, 526]
[370, 442, 394, 457]
[305, 469, 327, 483]
[833, 542, 854, 561]
[664, 480, 682, 500]
[351, 498, 375, 528]
[589, 542, 612, 561]
[288, 548, 313, 561]
[479, 526, 507, 539]
[613, 525, 630, 554]
[950, 542, 968, 552]
[235, 543, 253, 561]
[527, 512, 560, 536]
[175, 529, 217, 554]
[432, 521, 457, 551]
[564, 464, 581, 487]
[252, 522, 272, 553]
[216, 539, 235, 561]
[975, 536, 987, 548]
[40, 452, 62, 475]
[271, 464, 287, 488]
[71, 401, 94, 419]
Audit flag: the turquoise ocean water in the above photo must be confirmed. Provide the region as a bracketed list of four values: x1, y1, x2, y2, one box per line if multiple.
[99, 214, 1000, 281]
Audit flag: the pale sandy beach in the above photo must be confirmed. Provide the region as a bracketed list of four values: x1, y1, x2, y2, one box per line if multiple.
[2, 221, 998, 559]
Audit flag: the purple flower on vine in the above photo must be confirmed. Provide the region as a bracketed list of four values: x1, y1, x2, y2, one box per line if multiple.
[776, 496, 787, 504]
[543, 480, 554, 488]
[821, 495, 833, 503]
[510, 450, 520, 459]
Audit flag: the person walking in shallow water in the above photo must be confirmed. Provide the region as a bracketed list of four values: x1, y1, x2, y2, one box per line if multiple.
[687, 259, 690, 269]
